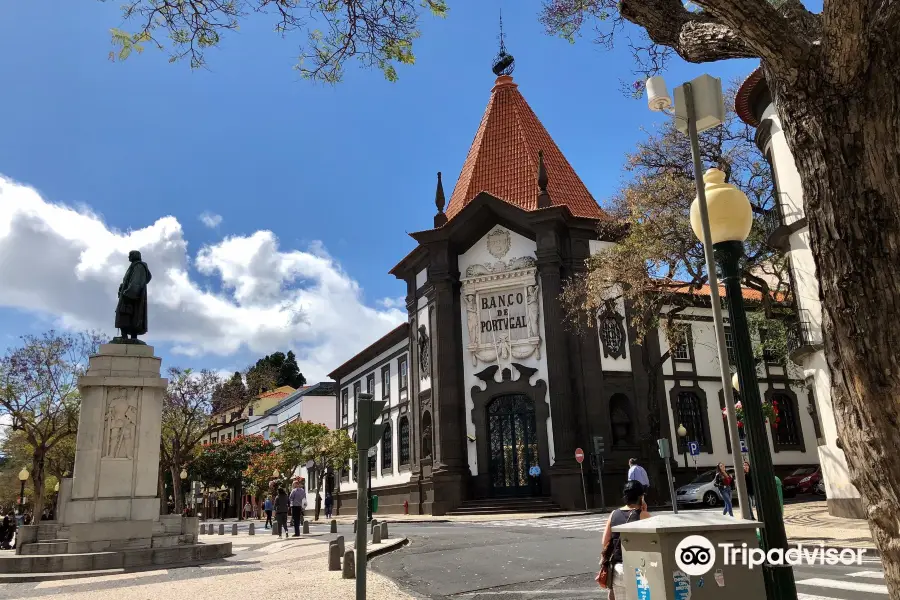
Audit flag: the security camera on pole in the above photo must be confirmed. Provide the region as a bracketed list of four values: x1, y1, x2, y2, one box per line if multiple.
[355, 393, 387, 599]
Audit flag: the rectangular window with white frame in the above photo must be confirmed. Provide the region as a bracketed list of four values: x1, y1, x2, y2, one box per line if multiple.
[353, 381, 361, 422]
[366, 373, 375, 396]
[671, 324, 692, 361]
[381, 365, 391, 401]
[398, 356, 409, 401]
[341, 388, 349, 426]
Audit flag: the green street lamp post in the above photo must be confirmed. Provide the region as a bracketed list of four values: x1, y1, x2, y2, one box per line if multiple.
[691, 168, 798, 600]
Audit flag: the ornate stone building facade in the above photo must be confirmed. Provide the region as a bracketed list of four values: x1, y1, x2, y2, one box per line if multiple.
[330, 72, 820, 515]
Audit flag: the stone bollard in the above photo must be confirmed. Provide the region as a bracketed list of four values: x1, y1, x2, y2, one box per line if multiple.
[232, 524, 238, 536]
[380, 522, 388, 540]
[328, 542, 341, 571]
[342, 550, 355, 579]
[371, 519, 378, 534]
[219, 524, 225, 535]
[303, 521, 310, 534]
[271, 521, 278, 536]
[249, 523, 255, 536]
[372, 524, 382, 544]
[330, 519, 337, 533]
[353, 519, 357, 533]
[336, 535, 345, 556]
[200, 524, 206, 535]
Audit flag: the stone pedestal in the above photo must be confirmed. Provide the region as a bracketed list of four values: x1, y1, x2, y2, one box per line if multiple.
[63, 344, 167, 548]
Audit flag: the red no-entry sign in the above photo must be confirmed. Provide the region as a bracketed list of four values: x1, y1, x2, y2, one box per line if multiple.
[575, 448, 585, 464]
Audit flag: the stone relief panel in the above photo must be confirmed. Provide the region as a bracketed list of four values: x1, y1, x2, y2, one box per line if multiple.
[104, 387, 138, 459]
[462, 267, 542, 367]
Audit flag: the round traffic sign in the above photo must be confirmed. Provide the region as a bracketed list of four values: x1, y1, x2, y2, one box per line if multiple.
[575, 448, 585, 463]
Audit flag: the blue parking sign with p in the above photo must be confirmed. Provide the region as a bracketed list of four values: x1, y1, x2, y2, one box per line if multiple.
[688, 441, 700, 456]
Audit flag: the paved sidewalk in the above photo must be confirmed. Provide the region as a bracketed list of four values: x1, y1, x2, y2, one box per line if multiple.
[783, 499, 876, 551]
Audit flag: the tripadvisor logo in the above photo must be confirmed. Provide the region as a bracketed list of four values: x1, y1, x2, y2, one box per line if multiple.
[675, 535, 866, 574]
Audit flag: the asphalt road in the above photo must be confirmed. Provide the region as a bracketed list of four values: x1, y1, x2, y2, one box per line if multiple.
[371, 515, 888, 600]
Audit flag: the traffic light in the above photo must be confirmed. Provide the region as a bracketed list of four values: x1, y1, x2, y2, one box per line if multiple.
[356, 393, 388, 449]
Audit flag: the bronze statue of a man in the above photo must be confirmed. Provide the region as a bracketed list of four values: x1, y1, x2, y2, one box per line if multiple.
[114, 250, 152, 344]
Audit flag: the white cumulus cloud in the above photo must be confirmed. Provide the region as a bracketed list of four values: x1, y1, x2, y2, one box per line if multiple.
[0, 175, 406, 381]
[199, 212, 223, 228]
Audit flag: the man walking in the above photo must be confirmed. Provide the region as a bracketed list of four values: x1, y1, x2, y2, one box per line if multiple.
[627, 458, 650, 495]
[289, 480, 307, 537]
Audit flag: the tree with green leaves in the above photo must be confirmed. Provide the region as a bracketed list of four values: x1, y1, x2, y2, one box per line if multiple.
[561, 89, 795, 442]
[274, 422, 354, 516]
[0, 331, 101, 524]
[191, 435, 274, 519]
[211, 371, 249, 415]
[243, 451, 290, 498]
[104, 0, 448, 82]
[247, 351, 306, 393]
[161, 367, 251, 512]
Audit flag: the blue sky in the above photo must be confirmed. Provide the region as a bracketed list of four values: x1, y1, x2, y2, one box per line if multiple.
[0, 1, 762, 380]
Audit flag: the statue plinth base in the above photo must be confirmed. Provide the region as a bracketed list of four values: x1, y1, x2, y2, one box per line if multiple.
[62, 344, 168, 547]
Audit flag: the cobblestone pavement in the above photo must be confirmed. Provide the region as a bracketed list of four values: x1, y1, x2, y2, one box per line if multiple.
[0, 528, 410, 600]
[783, 499, 876, 550]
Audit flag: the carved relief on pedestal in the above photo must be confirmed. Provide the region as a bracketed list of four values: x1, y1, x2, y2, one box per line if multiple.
[104, 387, 138, 459]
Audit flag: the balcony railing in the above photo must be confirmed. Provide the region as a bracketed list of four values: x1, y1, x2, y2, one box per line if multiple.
[786, 309, 823, 363]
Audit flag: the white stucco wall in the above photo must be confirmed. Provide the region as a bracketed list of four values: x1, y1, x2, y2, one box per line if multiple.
[457, 227, 554, 474]
[338, 339, 412, 494]
[761, 103, 860, 508]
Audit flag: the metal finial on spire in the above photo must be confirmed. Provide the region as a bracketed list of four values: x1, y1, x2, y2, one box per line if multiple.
[434, 171, 448, 227]
[492, 10, 515, 76]
[537, 150, 551, 208]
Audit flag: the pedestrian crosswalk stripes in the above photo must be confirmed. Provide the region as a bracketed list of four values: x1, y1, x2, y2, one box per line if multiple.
[796, 578, 888, 595]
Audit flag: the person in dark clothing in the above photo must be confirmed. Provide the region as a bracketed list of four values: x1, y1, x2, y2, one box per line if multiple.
[324, 492, 334, 520]
[274, 488, 289, 538]
[0, 516, 13, 550]
[743, 460, 755, 518]
[600, 481, 651, 599]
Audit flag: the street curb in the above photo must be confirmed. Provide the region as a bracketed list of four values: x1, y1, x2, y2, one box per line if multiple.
[366, 537, 409, 560]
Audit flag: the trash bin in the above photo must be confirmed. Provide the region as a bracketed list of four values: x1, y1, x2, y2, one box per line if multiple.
[614, 512, 767, 599]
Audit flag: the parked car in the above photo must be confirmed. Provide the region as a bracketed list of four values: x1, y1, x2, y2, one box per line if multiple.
[782, 467, 821, 497]
[675, 468, 736, 507]
[815, 477, 826, 495]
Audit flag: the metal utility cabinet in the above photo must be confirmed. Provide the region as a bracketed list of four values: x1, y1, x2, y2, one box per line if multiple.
[614, 513, 767, 599]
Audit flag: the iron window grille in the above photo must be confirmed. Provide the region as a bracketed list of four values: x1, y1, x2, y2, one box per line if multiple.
[398, 416, 410, 465]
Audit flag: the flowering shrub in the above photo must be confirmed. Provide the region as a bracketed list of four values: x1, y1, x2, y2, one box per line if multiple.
[722, 400, 779, 428]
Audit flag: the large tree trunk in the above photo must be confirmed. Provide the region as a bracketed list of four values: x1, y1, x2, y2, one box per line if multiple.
[767, 59, 900, 593]
[30, 451, 46, 526]
[169, 464, 183, 514]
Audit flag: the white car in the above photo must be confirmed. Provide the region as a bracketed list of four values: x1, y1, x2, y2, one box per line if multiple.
[675, 468, 736, 507]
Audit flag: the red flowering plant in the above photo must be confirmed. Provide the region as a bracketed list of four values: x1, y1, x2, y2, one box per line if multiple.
[722, 399, 780, 429]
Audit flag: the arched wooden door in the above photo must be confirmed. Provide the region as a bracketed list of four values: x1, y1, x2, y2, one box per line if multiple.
[487, 394, 539, 497]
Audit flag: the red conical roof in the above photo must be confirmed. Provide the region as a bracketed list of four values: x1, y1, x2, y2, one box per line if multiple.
[445, 75, 606, 221]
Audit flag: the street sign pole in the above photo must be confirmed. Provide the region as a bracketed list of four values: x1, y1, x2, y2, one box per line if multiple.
[657, 439, 678, 514]
[597, 456, 606, 513]
[575, 448, 587, 511]
[356, 393, 388, 600]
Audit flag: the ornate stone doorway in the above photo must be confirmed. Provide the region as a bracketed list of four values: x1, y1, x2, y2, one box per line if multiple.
[487, 394, 540, 497]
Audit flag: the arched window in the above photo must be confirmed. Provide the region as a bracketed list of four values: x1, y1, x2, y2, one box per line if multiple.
[381, 422, 393, 473]
[399, 416, 411, 465]
[771, 392, 804, 450]
[675, 391, 709, 451]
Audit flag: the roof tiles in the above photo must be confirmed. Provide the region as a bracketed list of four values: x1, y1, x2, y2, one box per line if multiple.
[444, 75, 606, 221]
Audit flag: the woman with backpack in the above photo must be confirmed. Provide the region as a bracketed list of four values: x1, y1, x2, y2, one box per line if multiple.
[598, 480, 652, 599]
[715, 462, 735, 517]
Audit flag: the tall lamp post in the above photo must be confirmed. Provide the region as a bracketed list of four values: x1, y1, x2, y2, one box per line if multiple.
[646, 74, 751, 520]
[18, 468, 29, 517]
[180, 468, 188, 514]
[676, 424, 688, 469]
[690, 168, 798, 600]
